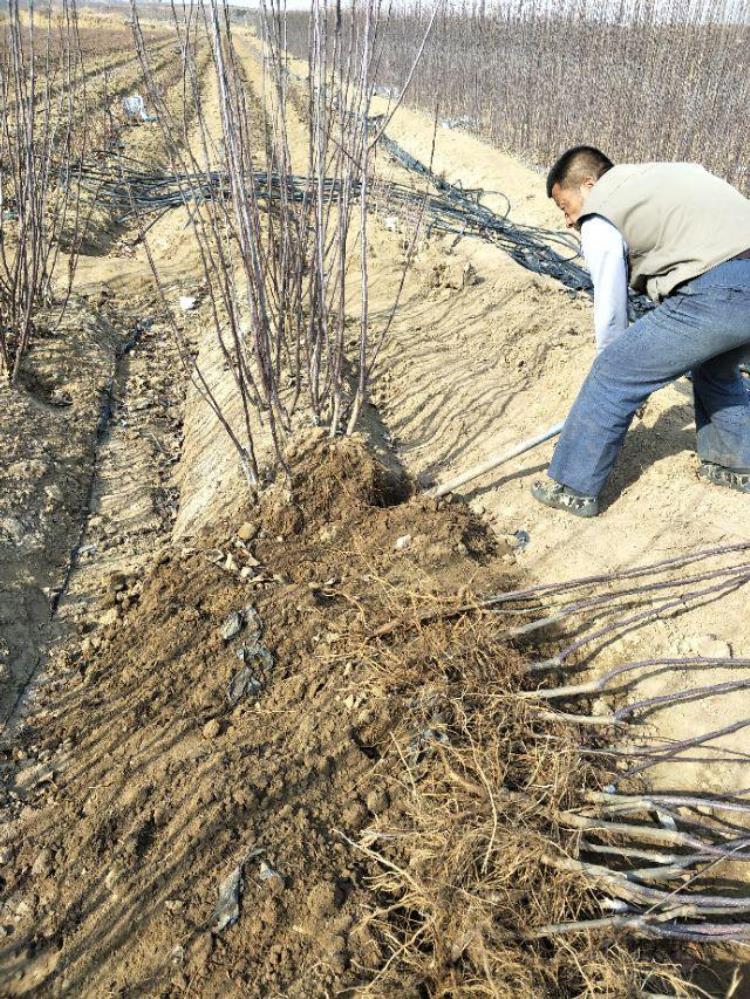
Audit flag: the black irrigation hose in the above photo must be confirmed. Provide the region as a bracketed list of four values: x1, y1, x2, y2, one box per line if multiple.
[76, 122, 655, 317]
[375, 127, 602, 301]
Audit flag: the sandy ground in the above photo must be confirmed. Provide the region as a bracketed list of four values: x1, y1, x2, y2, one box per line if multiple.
[0, 15, 748, 997]
[243, 41, 750, 797]
[77, 14, 750, 816]
[364, 115, 750, 794]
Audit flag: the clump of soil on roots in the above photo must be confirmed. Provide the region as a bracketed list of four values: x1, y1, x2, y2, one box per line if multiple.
[3, 434, 689, 996]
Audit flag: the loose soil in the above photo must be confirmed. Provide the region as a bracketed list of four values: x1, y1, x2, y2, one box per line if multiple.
[0, 13, 747, 997]
[0, 437, 687, 996]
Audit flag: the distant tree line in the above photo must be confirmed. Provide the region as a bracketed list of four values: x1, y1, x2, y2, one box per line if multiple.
[284, 0, 750, 196]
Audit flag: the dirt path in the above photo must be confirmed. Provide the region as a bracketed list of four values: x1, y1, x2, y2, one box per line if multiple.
[0, 13, 185, 730]
[45, 27, 216, 652]
[0, 308, 122, 727]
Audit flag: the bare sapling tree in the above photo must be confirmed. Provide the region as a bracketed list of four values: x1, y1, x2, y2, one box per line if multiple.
[127, 0, 434, 490]
[0, 0, 89, 383]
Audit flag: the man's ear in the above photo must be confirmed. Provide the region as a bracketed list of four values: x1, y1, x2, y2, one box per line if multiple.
[581, 175, 597, 192]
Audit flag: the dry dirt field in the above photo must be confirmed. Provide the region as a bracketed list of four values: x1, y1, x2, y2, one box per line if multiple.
[0, 13, 748, 998]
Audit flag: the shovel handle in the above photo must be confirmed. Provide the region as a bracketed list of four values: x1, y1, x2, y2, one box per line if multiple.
[431, 420, 565, 498]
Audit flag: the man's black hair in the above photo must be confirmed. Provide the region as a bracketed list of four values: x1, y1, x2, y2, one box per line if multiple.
[546, 146, 614, 198]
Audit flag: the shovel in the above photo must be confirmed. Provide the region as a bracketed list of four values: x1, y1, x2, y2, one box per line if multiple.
[429, 420, 564, 498]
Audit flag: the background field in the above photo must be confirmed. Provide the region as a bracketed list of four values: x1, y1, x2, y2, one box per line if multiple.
[284, 0, 750, 194]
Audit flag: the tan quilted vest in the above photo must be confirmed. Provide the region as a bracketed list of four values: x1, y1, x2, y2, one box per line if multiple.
[581, 163, 750, 301]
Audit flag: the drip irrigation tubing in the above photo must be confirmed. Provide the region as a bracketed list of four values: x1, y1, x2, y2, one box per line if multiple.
[77, 122, 656, 315]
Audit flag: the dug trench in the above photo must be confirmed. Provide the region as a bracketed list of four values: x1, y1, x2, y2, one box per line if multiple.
[0, 429, 691, 995]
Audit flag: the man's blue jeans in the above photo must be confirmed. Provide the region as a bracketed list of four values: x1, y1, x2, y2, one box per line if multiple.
[549, 259, 750, 497]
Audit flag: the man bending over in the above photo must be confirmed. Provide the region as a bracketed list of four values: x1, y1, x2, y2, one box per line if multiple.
[531, 146, 750, 517]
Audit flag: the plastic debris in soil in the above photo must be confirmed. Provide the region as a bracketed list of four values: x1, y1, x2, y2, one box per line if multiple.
[122, 93, 157, 122]
[512, 529, 530, 551]
[227, 665, 263, 706]
[213, 865, 242, 933]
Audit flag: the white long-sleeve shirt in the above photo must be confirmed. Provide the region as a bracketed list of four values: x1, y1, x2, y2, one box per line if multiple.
[580, 214, 629, 352]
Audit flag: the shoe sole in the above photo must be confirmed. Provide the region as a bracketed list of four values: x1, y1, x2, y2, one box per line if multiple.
[698, 468, 750, 495]
[531, 486, 599, 518]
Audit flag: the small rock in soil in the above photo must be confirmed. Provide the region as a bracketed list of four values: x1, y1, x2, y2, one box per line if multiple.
[511, 529, 530, 551]
[237, 521, 258, 541]
[99, 607, 119, 628]
[227, 666, 262, 706]
[107, 573, 127, 594]
[13, 896, 34, 919]
[202, 719, 221, 740]
[220, 606, 262, 643]
[31, 848, 52, 877]
[244, 605, 262, 640]
[394, 534, 412, 551]
[259, 860, 284, 892]
[236, 641, 274, 672]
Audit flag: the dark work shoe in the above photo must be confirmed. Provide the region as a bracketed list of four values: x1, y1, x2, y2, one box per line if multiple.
[530, 479, 599, 518]
[698, 462, 750, 494]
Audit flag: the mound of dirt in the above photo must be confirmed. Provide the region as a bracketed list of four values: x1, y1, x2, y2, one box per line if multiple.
[0, 435, 689, 997]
